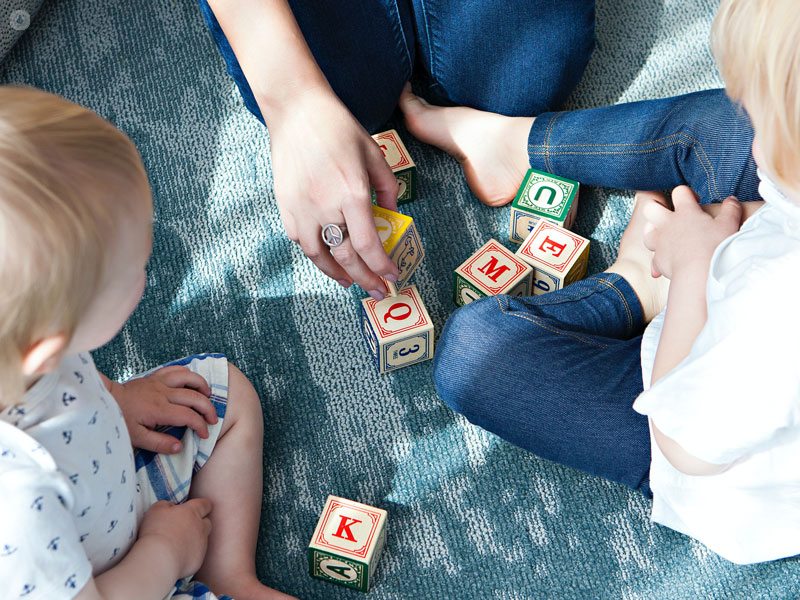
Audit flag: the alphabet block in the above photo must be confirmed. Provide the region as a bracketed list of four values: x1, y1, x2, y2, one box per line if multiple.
[372, 129, 417, 205]
[516, 220, 590, 295]
[360, 284, 434, 373]
[509, 168, 579, 244]
[453, 239, 533, 306]
[372, 205, 424, 289]
[308, 495, 388, 593]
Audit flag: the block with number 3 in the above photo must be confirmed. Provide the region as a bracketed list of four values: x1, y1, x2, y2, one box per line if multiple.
[453, 239, 533, 306]
[361, 285, 433, 373]
[509, 168, 579, 244]
[372, 129, 417, 205]
[372, 205, 424, 289]
[308, 495, 388, 592]
[516, 220, 590, 295]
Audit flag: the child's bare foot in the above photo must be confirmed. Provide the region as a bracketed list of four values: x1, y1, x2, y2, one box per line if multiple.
[212, 573, 298, 600]
[606, 191, 671, 323]
[398, 83, 533, 206]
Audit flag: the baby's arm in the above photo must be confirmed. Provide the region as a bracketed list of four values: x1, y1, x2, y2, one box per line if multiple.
[73, 499, 212, 600]
[642, 187, 743, 474]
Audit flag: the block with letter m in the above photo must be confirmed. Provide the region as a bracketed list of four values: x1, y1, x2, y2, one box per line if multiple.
[453, 239, 533, 306]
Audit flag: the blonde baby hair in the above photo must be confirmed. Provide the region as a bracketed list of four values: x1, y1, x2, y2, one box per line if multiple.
[712, 0, 800, 193]
[0, 86, 150, 408]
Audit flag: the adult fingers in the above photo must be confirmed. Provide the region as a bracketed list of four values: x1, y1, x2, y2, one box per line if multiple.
[297, 227, 352, 285]
[329, 232, 388, 297]
[339, 198, 398, 282]
[367, 142, 399, 213]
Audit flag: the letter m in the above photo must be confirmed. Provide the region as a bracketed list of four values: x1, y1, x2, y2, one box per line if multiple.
[477, 256, 511, 282]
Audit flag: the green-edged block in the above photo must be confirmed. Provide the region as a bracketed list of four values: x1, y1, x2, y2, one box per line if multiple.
[509, 168, 579, 244]
[370, 168, 417, 206]
[308, 548, 369, 592]
[453, 272, 487, 307]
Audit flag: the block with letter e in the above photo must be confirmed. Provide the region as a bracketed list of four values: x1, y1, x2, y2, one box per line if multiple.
[453, 239, 533, 306]
[372, 129, 417, 205]
[360, 284, 434, 373]
[509, 168, 579, 244]
[372, 204, 424, 289]
[516, 220, 589, 295]
[308, 495, 388, 593]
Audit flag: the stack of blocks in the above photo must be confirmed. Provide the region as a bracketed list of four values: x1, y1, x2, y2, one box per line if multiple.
[360, 132, 434, 374]
[308, 496, 388, 592]
[454, 168, 590, 306]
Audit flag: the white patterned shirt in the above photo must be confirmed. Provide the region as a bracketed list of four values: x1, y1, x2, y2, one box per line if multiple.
[0, 353, 142, 599]
[634, 171, 800, 564]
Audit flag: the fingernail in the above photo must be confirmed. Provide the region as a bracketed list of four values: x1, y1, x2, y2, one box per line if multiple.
[383, 273, 398, 283]
[171, 443, 180, 453]
[337, 279, 352, 288]
[369, 289, 385, 301]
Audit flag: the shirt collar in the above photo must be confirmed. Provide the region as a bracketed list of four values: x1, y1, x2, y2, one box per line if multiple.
[757, 168, 800, 218]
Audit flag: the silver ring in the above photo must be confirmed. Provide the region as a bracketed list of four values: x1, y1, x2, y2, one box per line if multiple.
[322, 223, 348, 248]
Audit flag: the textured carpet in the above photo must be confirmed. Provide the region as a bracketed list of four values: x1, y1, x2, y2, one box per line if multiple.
[2, 0, 799, 598]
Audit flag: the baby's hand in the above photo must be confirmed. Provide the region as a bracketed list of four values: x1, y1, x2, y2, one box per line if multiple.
[112, 365, 218, 454]
[138, 499, 213, 579]
[642, 186, 742, 280]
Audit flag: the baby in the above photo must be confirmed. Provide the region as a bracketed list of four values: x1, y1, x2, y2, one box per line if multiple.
[0, 86, 295, 599]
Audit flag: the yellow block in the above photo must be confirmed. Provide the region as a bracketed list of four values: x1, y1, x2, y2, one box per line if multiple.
[371, 205, 423, 288]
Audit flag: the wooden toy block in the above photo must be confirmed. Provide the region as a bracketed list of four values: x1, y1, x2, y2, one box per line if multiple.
[509, 168, 580, 244]
[372, 204, 424, 289]
[372, 129, 417, 205]
[308, 495, 388, 593]
[515, 220, 590, 295]
[360, 284, 434, 373]
[453, 239, 533, 306]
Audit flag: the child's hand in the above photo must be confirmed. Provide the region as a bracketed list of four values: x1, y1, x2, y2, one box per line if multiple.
[642, 186, 742, 280]
[138, 498, 213, 579]
[111, 365, 218, 454]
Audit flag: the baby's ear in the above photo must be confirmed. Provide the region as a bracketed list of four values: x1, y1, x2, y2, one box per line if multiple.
[21, 334, 69, 376]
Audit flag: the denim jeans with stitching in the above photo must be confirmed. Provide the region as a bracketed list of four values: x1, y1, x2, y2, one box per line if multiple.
[433, 273, 654, 496]
[196, 0, 596, 131]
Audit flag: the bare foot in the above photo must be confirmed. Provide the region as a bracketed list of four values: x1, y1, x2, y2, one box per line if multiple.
[398, 83, 533, 206]
[606, 191, 671, 323]
[214, 574, 298, 600]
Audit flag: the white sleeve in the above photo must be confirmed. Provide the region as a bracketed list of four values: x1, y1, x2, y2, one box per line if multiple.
[633, 266, 800, 465]
[0, 452, 92, 599]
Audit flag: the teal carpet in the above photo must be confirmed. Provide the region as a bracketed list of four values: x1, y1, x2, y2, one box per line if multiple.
[2, 0, 799, 598]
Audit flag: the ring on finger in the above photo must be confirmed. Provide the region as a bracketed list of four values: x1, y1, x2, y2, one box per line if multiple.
[321, 223, 348, 248]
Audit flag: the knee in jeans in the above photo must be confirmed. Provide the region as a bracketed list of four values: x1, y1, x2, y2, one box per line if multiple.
[433, 297, 506, 419]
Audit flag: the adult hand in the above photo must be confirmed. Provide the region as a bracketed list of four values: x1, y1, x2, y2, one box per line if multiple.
[642, 186, 742, 280]
[267, 88, 400, 299]
[138, 499, 213, 579]
[111, 365, 217, 454]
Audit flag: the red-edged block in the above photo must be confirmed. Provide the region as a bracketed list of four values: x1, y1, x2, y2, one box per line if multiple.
[360, 284, 434, 373]
[453, 239, 533, 306]
[515, 220, 590, 295]
[308, 495, 388, 593]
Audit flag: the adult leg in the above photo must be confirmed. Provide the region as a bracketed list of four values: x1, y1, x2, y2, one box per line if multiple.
[400, 87, 758, 206]
[409, 0, 595, 115]
[196, 0, 415, 133]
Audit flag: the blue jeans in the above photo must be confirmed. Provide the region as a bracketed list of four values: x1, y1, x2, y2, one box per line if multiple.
[196, 0, 596, 132]
[434, 274, 654, 496]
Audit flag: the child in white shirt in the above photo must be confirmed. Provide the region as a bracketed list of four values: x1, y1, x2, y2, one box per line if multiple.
[0, 86, 296, 599]
[412, 0, 800, 564]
